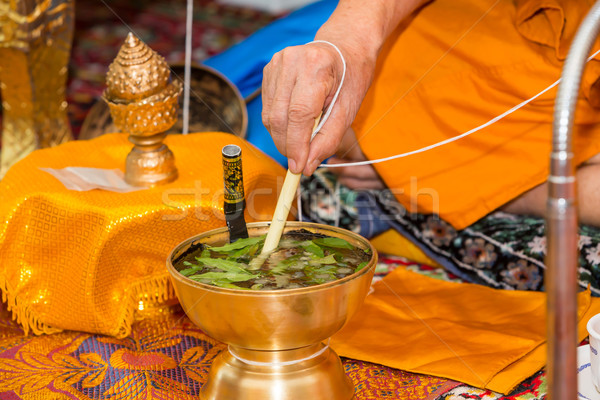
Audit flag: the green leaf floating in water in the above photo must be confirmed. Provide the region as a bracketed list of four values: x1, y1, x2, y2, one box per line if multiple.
[299, 241, 325, 258]
[211, 280, 251, 290]
[189, 271, 256, 282]
[208, 235, 265, 253]
[200, 248, 211, 258]
[313, 237, 354, 250]
[180, 267, 202, 276]
[179, 261, 202, 276]
[178, 232, 370, 290]
[268, 254, 304, 274]
[194, 257, 250, 274]
[354, 261, 368, 273]
[308, 254, 337, 265]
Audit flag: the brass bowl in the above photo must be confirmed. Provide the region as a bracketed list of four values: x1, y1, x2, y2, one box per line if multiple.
[166, 221, 377, 400]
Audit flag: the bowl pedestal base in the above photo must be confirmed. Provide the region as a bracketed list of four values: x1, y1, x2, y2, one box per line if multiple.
[201, 342, 355, 400]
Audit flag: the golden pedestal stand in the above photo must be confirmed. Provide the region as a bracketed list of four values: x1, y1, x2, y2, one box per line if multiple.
[202, 343, 353, 400]
[103, 33, 181, 187]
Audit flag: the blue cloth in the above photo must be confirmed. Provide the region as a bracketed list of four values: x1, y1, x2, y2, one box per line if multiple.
[203, 0, 337, 167]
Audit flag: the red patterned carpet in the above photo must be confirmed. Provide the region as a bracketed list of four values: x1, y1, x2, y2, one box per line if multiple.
[0, 262, 464, 400]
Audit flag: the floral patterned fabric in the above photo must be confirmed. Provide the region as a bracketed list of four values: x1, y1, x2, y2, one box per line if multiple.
[437, 371, 546, 400]
[300, 169, 600, 295]
[0, 272, 463, 400]
[0, 260, 554, 400]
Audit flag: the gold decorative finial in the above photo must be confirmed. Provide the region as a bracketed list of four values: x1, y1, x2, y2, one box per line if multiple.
[125, 31, 138, 47]
[105, 33, 171, 102]
[103, 33, 181, 187]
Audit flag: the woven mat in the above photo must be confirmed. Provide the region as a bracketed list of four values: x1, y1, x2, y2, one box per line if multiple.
[0, 258, 549, 399]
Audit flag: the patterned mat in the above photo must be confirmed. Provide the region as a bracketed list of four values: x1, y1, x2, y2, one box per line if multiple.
[0, 260, 461, 400]
[0, 259, 548, 400]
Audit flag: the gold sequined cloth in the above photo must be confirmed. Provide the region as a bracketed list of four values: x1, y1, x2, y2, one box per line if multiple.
[0, 132, 285, 337]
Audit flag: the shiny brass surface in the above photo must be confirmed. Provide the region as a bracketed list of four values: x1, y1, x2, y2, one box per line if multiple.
[105, 84, 181, 136]
[166, 221, 376, 400]
[103, 33, 181, 187]
[0, 0, 74, 177]
[125, 138, 178, 187]
[202, 344, 354, 400]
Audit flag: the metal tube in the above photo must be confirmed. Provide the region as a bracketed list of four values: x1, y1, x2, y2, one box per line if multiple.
[548, 1, 600, 398]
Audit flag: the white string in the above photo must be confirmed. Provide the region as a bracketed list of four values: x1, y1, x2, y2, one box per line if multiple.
[182, 0, 193, 135]
[228, 340, 330, 367]
[323, 48, 600, 168]
[307, 40, 346, 140]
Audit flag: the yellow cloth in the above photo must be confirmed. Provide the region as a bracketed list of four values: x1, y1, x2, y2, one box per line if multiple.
[370, 229, 441, 267]
[354, 0, 600, 230]
[0, 132, 285, 338]
[331, 267, 600, 394]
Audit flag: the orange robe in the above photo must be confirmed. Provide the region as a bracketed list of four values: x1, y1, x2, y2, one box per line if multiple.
[354, 0, 600, 230]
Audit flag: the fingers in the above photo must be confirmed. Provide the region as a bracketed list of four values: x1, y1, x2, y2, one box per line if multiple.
[285, 76, 330, 173]
[303, 111, 347, 175]
[262, 43, 344, 174]
[262, 51, 290, 157]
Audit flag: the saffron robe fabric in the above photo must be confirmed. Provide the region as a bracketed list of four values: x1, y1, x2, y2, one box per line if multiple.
[355, 0, 600, 229]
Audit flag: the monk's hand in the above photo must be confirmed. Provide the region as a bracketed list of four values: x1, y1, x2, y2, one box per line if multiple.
[262, 40, 375, 176]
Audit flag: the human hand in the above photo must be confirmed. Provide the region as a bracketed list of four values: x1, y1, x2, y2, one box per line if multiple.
[262, 40, 376, 176]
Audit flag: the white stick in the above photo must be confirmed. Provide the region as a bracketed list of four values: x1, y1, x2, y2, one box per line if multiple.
[262, 169, 302, 254]
[248, 169, 301, 270]
[247, 116, 321, 270]
[262, 114, 321, 253]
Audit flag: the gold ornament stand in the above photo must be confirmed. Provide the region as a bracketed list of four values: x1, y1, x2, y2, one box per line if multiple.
[103, 33, 181, 187]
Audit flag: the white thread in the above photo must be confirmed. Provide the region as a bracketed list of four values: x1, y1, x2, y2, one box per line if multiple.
[228, 340, 330, 367]
[322, 48, 600, 168]
[182, 0, 193, 135]
[307, 40, 347, 140]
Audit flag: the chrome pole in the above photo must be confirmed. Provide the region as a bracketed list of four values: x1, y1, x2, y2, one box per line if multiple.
[548, 1, 600, 398]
